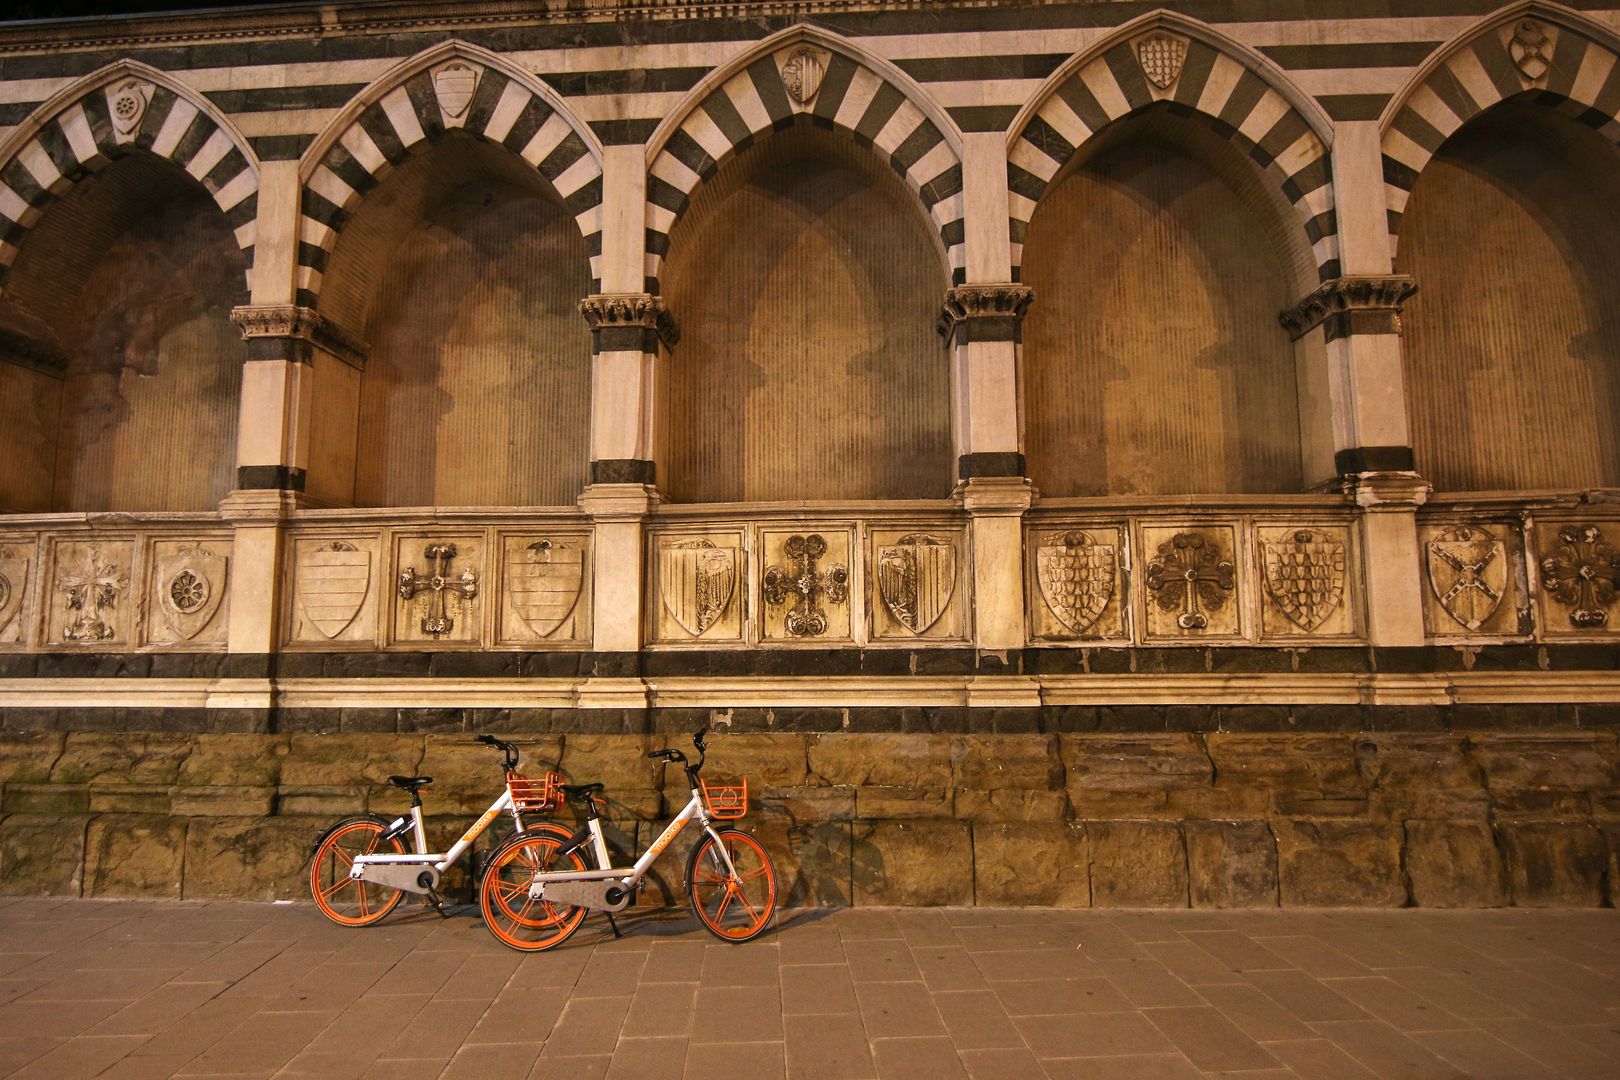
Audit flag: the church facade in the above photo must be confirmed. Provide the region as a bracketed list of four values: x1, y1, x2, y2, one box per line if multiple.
[1, 0, 1618, 907]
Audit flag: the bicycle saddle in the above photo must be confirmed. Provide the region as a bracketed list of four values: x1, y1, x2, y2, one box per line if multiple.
[561, 782, 603, 799]
[388, 775, 433, 791]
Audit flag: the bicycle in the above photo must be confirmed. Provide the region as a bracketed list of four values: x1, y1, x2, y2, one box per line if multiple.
[308, 734, 563, 926]
[478, 728, 777, 951]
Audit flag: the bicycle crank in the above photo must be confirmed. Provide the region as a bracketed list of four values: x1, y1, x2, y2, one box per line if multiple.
[354, 863, 441, 895]
[531, 879, 635, 912]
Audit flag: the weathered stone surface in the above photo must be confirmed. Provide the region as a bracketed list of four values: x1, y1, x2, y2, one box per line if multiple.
[856, 787, 950, 820]
[51, 733, 193, 785]
[0, 733, 64, 783]
[952, 735, 1060, 791]
[420, 734, 563, 814]
[751, 818, 852, 908]
[1273, 819, 1406, 907]
[1468, 733, 1620, 795]
[809, 734, 952, 789]
[1498, 822, 1608, 907]
[974, 822, 1089, 907]
[757, 785, 855, 824]
[281, 734, 424, 787]
[560, 734, 660, 808]
[1061, 735, 1211, 792]
[88, 785, 172, 815]
[182, 817, 314, 901]
[852, 821, 972, 906]
[1355, 735, 1486, 818]
[1206, 734, 1362, 800]
[175, 734, 290, 788]
[954, 788, 1067, 822]
[1185, 820, 1277, 908]
[84, 815, 187, 898]
[1404, 820, 1506, 908]
[1087, 821, 1188, 908]
[170, 787, 277, 817]
[701, 733, 810, 787]
[2, 782, 88, 814]
[0, 814, 86, 895]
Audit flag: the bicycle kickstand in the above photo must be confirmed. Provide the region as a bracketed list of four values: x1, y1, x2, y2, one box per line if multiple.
[426, 888, 451, 919]
[603, 911, 623, 939]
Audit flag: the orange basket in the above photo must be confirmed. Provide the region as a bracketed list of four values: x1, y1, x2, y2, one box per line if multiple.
[507, 770, 563, 813]
[701, 778, 749, 820]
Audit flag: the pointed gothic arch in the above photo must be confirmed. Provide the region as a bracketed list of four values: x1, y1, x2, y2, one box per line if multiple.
[643, 23, 965, 290]
[1006, 10, 1337, 292]
[296, 40, 606, 308]
[0, 59, 259, 297]
[1380, 1, 1620, 260]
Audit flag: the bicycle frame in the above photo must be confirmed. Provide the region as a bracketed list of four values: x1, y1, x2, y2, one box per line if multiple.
[350, 786, 531, 890]
[527, 787, 741, 899]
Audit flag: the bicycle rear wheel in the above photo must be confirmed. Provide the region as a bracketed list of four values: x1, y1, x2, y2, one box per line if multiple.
[480, 824, 589, 952]
[309, 816, 407, 926]
[686, 827, 777, 942]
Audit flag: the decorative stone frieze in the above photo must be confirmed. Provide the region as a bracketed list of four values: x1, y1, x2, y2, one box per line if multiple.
[936, 284, 1035, 344]
[578, 293, 679, 350]
[1278, 275, 1419, 341]
[230, 305, 370, 370]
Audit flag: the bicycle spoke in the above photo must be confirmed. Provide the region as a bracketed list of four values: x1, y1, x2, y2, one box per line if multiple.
[319, 877, 355, 901]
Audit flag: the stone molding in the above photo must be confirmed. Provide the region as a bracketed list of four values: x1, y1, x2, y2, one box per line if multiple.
[579, 293, 679, 350]
[1278, 276, 1419, 341]
[937, 284, 1035, 342]
[230, 305, 370, 371]
[1350, 470, 1432, 511]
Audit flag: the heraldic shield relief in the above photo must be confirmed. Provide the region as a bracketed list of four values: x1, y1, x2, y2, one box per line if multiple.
[1261, 529, 1346, 633]
[297, 541, 372, 639]
[1037, 531, 1116, 635]
[876, 534, 957, 636]
[0, 547, 27, 639]
[509, 540, 583, 638]
[660, 538, 737, 638]
[156, 543, 228, 641]
[1427, 526, 1507, 632]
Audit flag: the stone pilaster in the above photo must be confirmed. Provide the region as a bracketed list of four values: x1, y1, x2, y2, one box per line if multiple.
[1351, 471, 1431, 646]
[579, 292, 677, 488]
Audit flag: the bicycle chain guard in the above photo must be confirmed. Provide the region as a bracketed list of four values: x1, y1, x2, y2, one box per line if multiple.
[355, 862, 441, 895]
[531, 878, 635, 912]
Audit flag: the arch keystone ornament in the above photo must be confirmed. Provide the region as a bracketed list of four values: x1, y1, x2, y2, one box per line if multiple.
[876, 534, 957, 636]
[1135, 32, 1188, 91]
[660, 538, 736, 638]
[0, 547, 27, 638]
[779, 47, 829, 107]
[1262, 529, 1345, 633]
[432, 61, 481, 123]
[107, 79, 151, 137]
[1541, 525, 1620, 629]
[1037, 531, 1116, 636]
[297, 541, 372, 640]
[508, 539, 583, 639]
[156, 543, 227, 641]
[1427, 526, 1507, 632]
[1509, 19, 1554, 81]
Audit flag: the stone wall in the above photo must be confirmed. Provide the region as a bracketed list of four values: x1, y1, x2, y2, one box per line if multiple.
[3, 728, 1616, 908]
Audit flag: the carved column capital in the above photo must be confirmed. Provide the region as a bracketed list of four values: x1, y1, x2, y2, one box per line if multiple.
[1279, 276, 1419, 341]
[230, 304, 369, 370]
[937, 284, 1035, 343]
[579, 293, 679, 350]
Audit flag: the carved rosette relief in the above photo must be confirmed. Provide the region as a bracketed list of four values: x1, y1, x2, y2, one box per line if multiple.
[397, 541, 480, 640]
[50, 541, 132, 646]
[1539, 524, 1620, 630]
[1035, 529, 1120, 639]
[293, 539, 376, 643]
[1259, 527, 1348, 636]
[657, 536, 740, 641]
[1143, 527, 1239, 638]
[1424, 525, 1511, 634]
[1508, 19, 1554, 82]
[1135, 32, 1189, 92]
[149, 541, 229, 644]
[501, 535, 588, 643]
[433, 61, 482, 125]
[763, 532, 850, 641]
[779, 46, 830, 107]
[0, 544, 28, 643]
[106, 79, 152, 138]
[872, 532, 961, 639]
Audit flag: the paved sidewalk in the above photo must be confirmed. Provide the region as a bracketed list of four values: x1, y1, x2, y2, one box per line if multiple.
[1, 899, 1619, 1079]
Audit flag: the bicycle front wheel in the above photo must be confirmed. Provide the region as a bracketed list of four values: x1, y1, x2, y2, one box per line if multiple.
[479, 823, 589, 952]
[309, 816, 407, 927]
[686, 827, 777, 942]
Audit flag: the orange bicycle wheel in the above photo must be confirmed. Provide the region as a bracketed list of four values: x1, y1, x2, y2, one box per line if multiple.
[480, 824, 589, 952]
[309, 816, 407, 927]
[686, 827, 777, 942]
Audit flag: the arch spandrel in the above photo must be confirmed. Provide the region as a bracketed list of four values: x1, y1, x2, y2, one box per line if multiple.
[1380, 1, 1620, 262]
[296, 40, 606, 308]
[0, 60, 260, 298]
[1006, 11, 1337, 294]
[643, 24, 965, 291]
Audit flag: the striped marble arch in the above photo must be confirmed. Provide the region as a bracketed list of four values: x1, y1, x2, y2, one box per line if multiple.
[1381, 2, 1620, 261]
[1007, 13, 1338, 290]
[296, 41, 605, 309]
[0, 60, 259, 298]
[644, 26, 965, 292]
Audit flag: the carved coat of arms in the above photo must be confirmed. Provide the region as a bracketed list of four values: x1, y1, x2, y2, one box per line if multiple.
[1427, 526, 1506, 631]
[876, 534, 957, 635]
[1037, 531, 1115, 635]
[156, 543, 228, 641]
[1510, 20, 1551, 81]
[58, 544, 128, 643]
[433, 62, 480, 119]
[1135, 32, 1188, 90]
[297, 541, 372, 639]
[0, 547, 28, 638]
[781, 47, 827, 105]
[108, 79, 149, 136]
[660, 539, 737, 638]
[1262, 529, 1345, 633]
[508, 540, 583, 638]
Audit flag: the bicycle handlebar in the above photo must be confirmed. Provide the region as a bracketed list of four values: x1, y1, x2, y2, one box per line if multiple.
[475, 734, 520, 770]
[646, 727, 712, 773]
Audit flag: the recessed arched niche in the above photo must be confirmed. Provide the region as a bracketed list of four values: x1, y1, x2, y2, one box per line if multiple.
[1021, 105, 1307, 497]
[1399, 98, 1620, 492]
[658, 120, 952, 503]
[0, 152, 245, 513]
[314, 130, 591, 508]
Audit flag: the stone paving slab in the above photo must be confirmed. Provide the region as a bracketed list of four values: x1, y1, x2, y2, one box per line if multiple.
[1, 898, 1619, 1078]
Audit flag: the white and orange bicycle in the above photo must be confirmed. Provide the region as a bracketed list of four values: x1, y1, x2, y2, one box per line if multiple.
[308, 734, 563, 926]
[479, 728, 777, 951]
